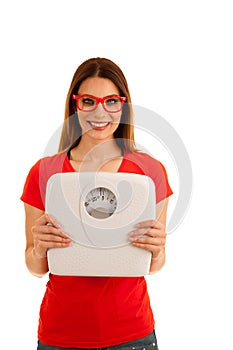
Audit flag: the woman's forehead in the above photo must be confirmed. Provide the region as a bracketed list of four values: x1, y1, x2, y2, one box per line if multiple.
[78, 77, 120, 96]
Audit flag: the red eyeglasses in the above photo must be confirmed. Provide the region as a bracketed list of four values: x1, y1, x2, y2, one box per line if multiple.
[72, 94, 126, 113]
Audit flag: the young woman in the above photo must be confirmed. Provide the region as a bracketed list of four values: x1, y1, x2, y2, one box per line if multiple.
[21, 57, 173, 350]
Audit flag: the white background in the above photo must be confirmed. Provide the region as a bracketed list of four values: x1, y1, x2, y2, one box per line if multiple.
[0, 1, 232, 349]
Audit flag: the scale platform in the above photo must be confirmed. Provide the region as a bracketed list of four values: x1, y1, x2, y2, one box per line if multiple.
[45, 172, 156, 276]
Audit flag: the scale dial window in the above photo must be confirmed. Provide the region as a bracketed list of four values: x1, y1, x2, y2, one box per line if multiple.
[84, 187, 117, 219]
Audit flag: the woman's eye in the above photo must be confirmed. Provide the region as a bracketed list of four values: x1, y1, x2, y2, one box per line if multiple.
[82, 98, 95, 106]
[106, 98, 119, 105]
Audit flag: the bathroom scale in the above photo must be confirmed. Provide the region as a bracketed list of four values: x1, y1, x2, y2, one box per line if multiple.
[45, 172, 156, 276]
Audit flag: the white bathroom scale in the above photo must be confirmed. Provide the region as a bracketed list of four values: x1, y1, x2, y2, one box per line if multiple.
[45, 172, 156, 277]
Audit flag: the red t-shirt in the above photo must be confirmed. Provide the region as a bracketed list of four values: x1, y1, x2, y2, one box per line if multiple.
[21, 151, 173, 348]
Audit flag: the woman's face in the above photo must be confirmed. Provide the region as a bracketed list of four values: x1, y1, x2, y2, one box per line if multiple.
[76, 77, 122, 142]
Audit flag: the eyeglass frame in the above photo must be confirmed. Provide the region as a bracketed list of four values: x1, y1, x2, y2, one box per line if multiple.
[72, 94, 127, 113]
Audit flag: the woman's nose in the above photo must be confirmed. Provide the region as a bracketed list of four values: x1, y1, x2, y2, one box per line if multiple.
[94, 102, 108, 118]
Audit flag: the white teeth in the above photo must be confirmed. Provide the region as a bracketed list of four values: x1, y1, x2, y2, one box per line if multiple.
[89, 121, 109, 127]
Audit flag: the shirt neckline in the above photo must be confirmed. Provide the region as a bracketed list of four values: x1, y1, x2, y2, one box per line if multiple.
[64, 151, 126, 173]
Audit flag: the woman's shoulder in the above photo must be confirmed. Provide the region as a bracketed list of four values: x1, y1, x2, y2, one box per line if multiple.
[31, 152, 67, 169]
[39, 152, 67, 165]
[124, 151, 163, 168]
[27, 152, 69, 180]
[124, 150, 169, 182]
[124, 151, 173, 202]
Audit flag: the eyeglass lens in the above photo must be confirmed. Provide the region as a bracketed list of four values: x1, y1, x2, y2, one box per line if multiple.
[78, 96, 123, 112]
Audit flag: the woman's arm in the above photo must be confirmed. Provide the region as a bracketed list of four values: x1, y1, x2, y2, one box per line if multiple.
[129, 198, 169, 274]
[24, 203, 72, 277]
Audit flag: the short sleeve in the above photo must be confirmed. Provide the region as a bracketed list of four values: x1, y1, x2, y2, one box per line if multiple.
[122, 152, 173, 203]
[20, 159, 45, 211]
[149, 160, 173, 203]
[20, 152, 73, 211]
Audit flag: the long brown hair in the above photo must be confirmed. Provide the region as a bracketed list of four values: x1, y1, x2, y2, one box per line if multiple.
[58, 57, 136, 153]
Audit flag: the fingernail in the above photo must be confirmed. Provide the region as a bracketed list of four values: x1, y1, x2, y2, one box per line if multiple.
[61, 231, 71, 239]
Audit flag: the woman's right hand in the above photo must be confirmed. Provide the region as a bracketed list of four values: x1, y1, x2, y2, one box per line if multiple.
[31, 213, 72, 258]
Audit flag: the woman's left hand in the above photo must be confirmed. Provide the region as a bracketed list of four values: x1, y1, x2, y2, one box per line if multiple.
[129, 220, 166, 260]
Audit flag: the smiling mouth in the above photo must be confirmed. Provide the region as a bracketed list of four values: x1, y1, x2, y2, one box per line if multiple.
[88, 121, 111, 128]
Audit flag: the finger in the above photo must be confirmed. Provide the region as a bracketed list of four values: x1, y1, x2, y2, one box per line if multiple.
[130, 227, 165, 238]
[130, 236, 165, 246]
[32, 224, 71, 239]
[36, 240, 72, 250]
[143, 228, 166, 239]
[33, 232, 72, 243]
[131, 241, 162, 254]
[35, 213, 61, 229]
[136, 220, 163, 230]
[46, 214, 62, 229]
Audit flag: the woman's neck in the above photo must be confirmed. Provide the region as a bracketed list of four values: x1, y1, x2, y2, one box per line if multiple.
[70, 137, 122, 162]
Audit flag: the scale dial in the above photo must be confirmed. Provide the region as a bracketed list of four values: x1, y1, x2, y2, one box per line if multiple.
[84, 187, 117, 219]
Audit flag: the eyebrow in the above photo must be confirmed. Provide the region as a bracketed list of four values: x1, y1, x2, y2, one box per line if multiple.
[77, 93, 120, 98]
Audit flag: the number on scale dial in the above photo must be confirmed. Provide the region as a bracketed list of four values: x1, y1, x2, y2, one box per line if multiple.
[84, 187, 117, 219]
